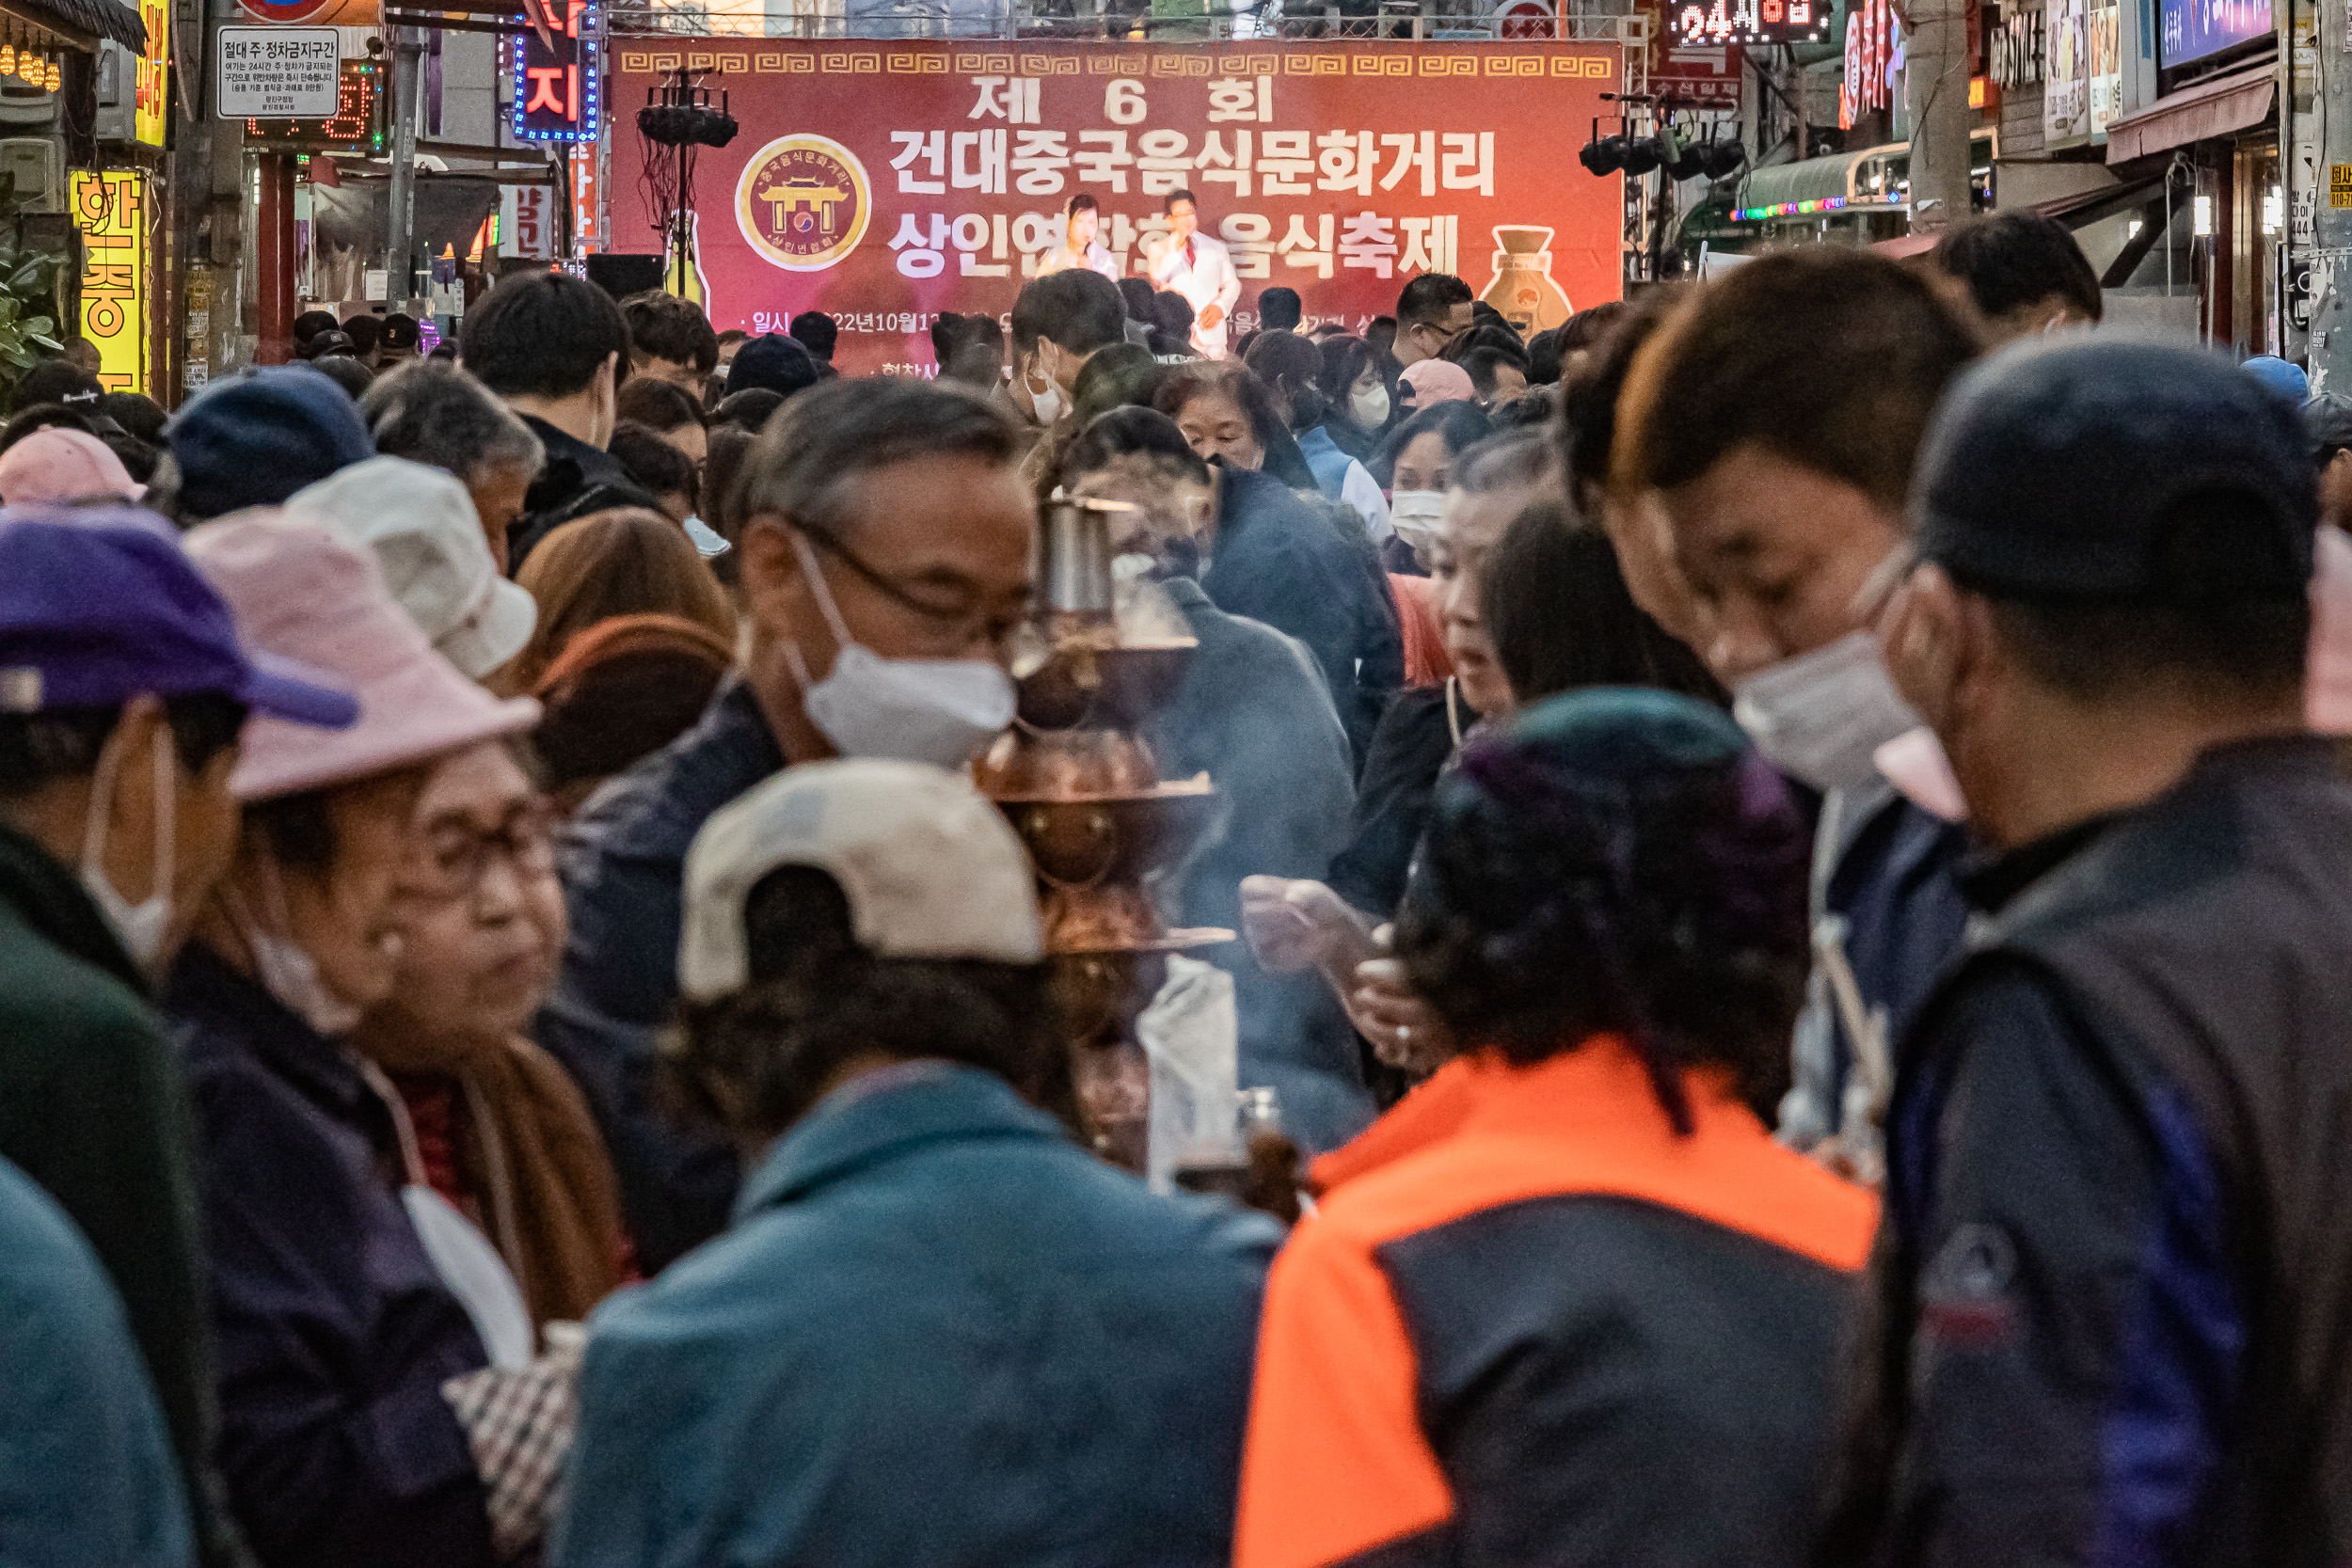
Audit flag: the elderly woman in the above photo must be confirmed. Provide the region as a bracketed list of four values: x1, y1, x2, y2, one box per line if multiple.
[352, 739, 628, 1328]
[1235, 690, 1880, 1568]
[360, 358, 546, 573]
[166, 514, 541, 1568]
[1153, 359, 1320, 492]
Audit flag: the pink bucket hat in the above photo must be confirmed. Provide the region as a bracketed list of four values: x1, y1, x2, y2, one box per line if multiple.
[183, 511, 539, 800]
[0, 427, 141, 505]
[1399, 357, 1473, 409]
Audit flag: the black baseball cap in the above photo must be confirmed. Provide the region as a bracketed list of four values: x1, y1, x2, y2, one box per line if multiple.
[2304, 391, 2352, 462]
[1913, 338, 2315, 602]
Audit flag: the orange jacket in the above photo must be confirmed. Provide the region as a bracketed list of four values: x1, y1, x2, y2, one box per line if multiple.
[1237, 1037, 1880, 1568]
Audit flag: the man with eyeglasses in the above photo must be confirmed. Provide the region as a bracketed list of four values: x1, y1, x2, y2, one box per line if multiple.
[1391, 273, 1475, 370]
[537, 376, 1035, 1270]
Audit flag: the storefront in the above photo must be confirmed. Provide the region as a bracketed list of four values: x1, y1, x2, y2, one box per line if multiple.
[2098, 0, 2276, 352]
[0, 0, 155, 395]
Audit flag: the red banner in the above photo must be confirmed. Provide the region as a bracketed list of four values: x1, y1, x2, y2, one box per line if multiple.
[612, 38, 1624, 378]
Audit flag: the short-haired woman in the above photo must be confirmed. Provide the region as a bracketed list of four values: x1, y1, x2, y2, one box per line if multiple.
[1039, 191, 1120, 281]
[1236, 690, 1880, 1568]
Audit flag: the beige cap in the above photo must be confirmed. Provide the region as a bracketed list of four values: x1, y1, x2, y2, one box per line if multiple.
[678, 759, 1042, 1004]
[286, 456, 538, 682]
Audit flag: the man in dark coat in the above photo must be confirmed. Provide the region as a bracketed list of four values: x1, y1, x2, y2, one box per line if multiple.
[1820, 339, 2352, 1566]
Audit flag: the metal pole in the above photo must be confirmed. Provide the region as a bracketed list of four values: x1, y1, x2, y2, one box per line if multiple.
[385, 24, 424, 305]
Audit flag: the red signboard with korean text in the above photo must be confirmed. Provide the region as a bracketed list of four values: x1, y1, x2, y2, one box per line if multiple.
[612, 39, 1624, 377]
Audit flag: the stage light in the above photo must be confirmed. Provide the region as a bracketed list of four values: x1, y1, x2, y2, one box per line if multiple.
[1667, 129, 1707, 182]
[1696, 137, 1748, 180]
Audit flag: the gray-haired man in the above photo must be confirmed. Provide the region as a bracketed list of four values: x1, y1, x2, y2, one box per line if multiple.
[536, 377, 1035, 1269]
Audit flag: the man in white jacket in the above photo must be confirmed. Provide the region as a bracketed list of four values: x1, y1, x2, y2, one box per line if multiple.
[1150, 189, 1241, 359]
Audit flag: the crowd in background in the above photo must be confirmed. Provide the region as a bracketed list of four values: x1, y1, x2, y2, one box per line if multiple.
[3, 195, 2350, 1568]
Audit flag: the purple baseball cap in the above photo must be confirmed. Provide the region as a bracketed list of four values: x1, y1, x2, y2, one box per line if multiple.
[0, 505, 358, 727]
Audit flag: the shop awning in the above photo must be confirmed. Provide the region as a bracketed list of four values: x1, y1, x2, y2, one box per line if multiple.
[1730, 146, 1905, 222]
[1867, 170, 2168, 255]
[0, 0, 147, 53]
[2104, 59, 2275, 166]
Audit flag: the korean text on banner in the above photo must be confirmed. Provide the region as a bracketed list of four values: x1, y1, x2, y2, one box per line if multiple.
[612, 40, 1623, 378]
[72, 171, 148, 396]
[215, 26, 339, 119]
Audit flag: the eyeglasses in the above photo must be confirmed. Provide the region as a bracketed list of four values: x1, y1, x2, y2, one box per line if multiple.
[404, 800, 556, 903]
[804, 530, 1020, 651]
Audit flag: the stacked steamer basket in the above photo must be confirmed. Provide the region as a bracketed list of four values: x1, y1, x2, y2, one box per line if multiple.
[974, 496, 1230, 1171]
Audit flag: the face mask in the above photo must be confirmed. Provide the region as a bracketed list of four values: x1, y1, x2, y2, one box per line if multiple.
[1351, 384, 1391, 428]
[234, 859, 367, 1037]
[1731, 629, 1922, 794]
[1028, 379, 1063, 427]
[1389, 489, 1446, 554]
[355, 1058, 535, 1370]
[80, 720, 175, 974]
[782, 532, 1016, 768]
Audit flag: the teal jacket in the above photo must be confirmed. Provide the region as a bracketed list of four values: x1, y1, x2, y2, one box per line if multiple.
[0, 822, 241, 1567]
[554, 1063, 1280, 1568]
[0, 1152, 193, 1568]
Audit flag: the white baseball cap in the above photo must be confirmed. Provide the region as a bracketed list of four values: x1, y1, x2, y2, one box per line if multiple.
[286, 455, 537, 681]
[678, 758, 1043, 1005]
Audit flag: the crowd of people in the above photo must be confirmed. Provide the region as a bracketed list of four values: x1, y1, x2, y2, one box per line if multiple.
[3, 202, 2349, 1568]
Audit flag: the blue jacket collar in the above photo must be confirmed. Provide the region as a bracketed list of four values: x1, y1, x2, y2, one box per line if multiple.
[732, 1062, 1070, 1223]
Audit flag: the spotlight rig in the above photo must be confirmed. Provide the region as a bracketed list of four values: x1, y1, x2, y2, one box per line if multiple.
[1577, 116, 1746, 182]
[640, 69, 739, 293]
[638, 68, 738, 149]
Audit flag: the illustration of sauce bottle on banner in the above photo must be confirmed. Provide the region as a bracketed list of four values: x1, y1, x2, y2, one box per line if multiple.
[1482, 226, 1572, 334]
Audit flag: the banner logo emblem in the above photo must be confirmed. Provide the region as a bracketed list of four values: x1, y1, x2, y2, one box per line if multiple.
[737, 135, 870, 272]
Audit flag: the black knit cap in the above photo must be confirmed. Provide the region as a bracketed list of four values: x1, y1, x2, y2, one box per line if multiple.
[1912, 337, 2316, 602]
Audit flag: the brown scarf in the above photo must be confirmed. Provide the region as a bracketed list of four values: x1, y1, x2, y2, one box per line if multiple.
[358, 1019, 628, 1326]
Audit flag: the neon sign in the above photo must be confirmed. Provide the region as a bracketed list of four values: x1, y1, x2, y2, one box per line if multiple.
[512, 0, 600, 144]
[1673, 0, 1831, 49]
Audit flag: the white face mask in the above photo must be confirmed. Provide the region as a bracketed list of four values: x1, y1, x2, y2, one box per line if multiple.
[1028, 378, 1063, 428]
[781, 532, 1016, 769]
[234, 859, 367, 1037]
[1350, 384, 1391, 428]
[81, 720, 176, 974]
[1732, 629, 1922, 794]
[1389, 489, 1446, 554]
[354, 1057, 536, 1370]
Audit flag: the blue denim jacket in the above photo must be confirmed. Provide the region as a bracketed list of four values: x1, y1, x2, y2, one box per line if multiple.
[553, 1064, 1280, 1568]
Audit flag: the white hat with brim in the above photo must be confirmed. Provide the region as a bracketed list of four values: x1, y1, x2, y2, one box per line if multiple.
[286, 455, 539, 681]
[185, 510, 539, 800]
[678, 758, 1042, 1005]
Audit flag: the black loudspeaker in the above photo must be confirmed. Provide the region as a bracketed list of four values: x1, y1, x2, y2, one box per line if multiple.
[585, 254, 664, 299]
